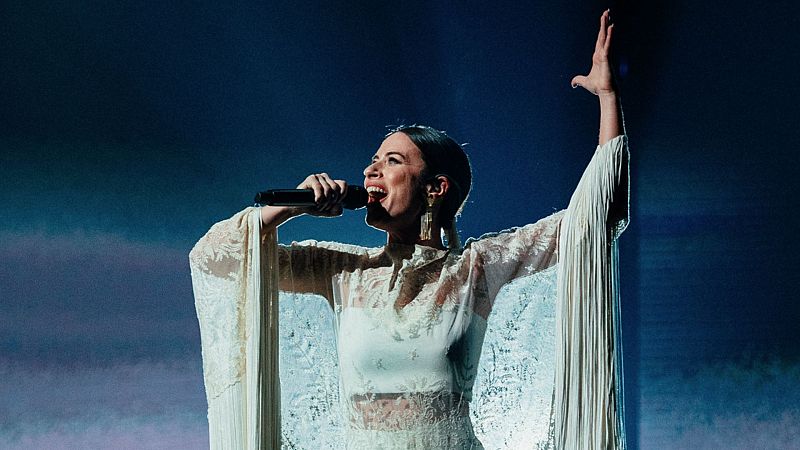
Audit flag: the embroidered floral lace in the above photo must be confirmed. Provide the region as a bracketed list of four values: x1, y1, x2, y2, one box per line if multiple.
[189, 135, 629, 449]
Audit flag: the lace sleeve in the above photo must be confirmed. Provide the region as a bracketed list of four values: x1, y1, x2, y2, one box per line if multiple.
[190, 207, 281, 449]
[189, 207, 253, 281]
[467, 134, 629, 308]
[188, 207, 255, 399]
[470, 136, 630, 448]
[277, 240, 369, 302]
[466, 210, 564, 306]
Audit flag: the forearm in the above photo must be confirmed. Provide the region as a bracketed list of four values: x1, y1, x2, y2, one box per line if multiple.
[260, 205, 303, 231]
[598, 91, 622, 145]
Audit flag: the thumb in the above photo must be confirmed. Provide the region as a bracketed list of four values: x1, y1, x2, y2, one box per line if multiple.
[571, 75, 587, 89]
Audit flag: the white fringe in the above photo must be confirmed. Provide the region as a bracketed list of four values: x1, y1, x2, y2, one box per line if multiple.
[555, 136, 628, 450]
[250, 210, 281, 449]
[207, 384, 245, 449]
[204, 211, 281, 450]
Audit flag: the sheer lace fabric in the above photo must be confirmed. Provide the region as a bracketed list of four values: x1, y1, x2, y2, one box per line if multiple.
[273, 209, 562, 449]
[190, 210, 251, 399]
[189, 135, 629, 449]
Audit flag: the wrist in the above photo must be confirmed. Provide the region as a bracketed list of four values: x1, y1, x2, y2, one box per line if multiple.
[260, 205, 304, 230]
[598, 91, 619, 112]
[282, 206, 306, 219]
[598, 90, 618, 100]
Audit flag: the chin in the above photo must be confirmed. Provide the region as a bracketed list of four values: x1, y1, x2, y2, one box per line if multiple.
[365, 205, 390, 231]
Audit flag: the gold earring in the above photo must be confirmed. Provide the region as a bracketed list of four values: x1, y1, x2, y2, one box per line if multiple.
[420, 195, 436, 241]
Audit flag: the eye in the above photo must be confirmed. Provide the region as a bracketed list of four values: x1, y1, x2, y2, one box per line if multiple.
[388, 157, 400, 164]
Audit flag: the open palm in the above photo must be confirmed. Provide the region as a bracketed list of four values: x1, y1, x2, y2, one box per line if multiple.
[572, 10, 616, 96]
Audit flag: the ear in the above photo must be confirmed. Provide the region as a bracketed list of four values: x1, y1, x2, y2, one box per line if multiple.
[426, 175, 450, 200]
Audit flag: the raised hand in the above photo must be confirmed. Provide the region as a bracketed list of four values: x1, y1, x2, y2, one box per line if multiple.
[571, 9, 616, 97]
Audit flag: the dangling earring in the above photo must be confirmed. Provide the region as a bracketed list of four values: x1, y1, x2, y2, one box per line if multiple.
[420, 195, 436, 241]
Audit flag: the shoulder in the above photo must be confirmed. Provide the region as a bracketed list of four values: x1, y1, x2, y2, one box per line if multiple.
[280, 239, 375, 255]
[464, 210, 565, 252]
[278, 240, 384, 268]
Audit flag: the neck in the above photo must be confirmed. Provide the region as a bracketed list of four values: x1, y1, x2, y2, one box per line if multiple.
[387, 228, 445, 250]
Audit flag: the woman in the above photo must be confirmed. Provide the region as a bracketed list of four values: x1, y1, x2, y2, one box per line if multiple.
[191, 10, 627, 450]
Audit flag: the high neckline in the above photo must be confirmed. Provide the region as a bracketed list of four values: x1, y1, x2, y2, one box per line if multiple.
[384, 242, 449, 263]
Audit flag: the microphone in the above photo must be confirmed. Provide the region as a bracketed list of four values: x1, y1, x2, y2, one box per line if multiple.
[254, 185, 368, 210]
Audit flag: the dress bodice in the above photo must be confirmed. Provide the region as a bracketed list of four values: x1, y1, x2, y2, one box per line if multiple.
[332, 244, 482, 447]
[277, 211, 563, 448]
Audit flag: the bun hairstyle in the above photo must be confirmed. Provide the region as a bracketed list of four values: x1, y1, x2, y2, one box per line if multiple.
[388, 125, 472, 248]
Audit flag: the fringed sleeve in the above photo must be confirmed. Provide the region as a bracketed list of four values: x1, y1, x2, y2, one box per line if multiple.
[555, 135, 629, 450]
[189, 207, 281, 449]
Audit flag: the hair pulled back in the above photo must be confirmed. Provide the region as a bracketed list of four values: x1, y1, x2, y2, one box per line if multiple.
[389, 125, 472, 234]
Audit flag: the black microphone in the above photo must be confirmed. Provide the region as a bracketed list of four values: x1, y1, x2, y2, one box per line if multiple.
[254, 185, 368, 210]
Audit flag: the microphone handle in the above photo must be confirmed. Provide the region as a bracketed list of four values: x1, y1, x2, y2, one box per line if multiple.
[254, 186, 368, 210]
[255, 189, 316, 206]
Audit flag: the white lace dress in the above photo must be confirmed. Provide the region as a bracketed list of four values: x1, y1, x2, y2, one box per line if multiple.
[190, 135, 629, 450]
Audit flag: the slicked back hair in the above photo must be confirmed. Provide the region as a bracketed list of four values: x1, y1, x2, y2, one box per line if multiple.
[389, 125, 472, 231]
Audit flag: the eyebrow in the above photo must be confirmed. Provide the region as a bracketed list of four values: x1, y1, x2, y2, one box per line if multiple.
[372, 151, 407, 161]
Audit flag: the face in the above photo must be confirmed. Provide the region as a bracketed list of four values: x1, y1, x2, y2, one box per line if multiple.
[363, 132, 428, 234]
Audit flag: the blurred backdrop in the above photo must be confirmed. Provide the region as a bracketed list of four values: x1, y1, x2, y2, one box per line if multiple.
[1, 0, 799, 448]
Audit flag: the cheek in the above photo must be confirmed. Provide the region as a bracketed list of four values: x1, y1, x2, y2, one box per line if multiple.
[397, 190, 426, 221]
[385, 169, 424, 214]
[396, 177, 422, 208]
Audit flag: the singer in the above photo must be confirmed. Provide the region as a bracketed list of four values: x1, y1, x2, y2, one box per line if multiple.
[190, 10, 627, 450]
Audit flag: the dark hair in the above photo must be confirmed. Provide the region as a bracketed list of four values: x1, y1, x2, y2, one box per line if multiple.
[389, 125, 472, 229]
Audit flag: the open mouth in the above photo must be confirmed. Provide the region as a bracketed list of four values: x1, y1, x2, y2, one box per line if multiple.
[366, 186, 388, 203]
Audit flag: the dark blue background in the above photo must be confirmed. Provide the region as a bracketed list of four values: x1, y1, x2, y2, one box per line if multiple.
[2, 1, 799, 448]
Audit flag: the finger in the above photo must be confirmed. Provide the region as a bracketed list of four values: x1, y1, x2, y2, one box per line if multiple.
[604, 24, 614, 53]
[324, 175, 344, 198]
[327, 178, 347, 210]
[335, 180, 348, 203]
[300, 174, 322, 203]
[317, 175, 335, 208]
[298, 174, 318, 198]
[319, 173, 342, 198]
[297, 174, 313, 189]
[314, 175, 327, 205]
[571, 75, 587, 89]
[596, 10, 608, 50]
[320, 175, 342, 209]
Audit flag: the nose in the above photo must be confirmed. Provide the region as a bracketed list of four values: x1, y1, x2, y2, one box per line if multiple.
[363, 160, 380, 179]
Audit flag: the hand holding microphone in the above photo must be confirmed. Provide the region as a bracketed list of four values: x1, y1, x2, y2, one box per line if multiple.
[255, 173, 368, 217]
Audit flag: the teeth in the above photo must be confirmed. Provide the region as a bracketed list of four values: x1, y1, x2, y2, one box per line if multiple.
[366, 186, 387, 195]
